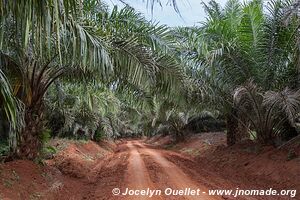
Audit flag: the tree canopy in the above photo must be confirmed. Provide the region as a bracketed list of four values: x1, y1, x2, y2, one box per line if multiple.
[1, 0, 300, 159]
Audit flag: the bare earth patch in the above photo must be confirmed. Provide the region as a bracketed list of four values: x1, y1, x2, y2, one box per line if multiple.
[0, 134, 299, 200]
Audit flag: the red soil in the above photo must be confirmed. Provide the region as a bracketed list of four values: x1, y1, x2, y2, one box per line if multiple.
[152, 132, 300, 200]
[48, 140, 113, 178]
[0, 140, 117, 199]
[0, 160, 61, 200]
[0, 134, 299, 200]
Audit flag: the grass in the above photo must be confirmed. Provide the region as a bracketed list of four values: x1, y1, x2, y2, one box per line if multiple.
[0, 140, 9, 157]
[250, 131, 257, 140]
[46, 138, 89, 153]
[41, 172, 50, 179]
[2, 179, 13, 188]
[164, 143, 176, 150]
[1, 170, 20, 188]
[180, 148, 201, 156]
[12, 170, 19, 181]
[287, 149, 298, 161]
[29, 192, 42, 200]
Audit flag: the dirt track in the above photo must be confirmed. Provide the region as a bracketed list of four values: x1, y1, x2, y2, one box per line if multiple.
[122, 141, 217, 200]
[0, 138, 297, 200]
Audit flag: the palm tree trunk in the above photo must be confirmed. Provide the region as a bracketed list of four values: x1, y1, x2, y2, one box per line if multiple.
[279, 121, 298, 143]
[16, 107, 43, 160]
[236, 115, 249, 141]
[174, 129, 185, 142]
[226, 108, 239, 146]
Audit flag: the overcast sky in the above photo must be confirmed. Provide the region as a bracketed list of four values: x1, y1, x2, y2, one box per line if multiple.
[106, 0, 227, 27]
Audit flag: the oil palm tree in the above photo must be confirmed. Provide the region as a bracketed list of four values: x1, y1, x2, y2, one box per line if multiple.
[0, 1, 185, 159]
[233, 81, 300, 145]
[173, 0, 300, 145]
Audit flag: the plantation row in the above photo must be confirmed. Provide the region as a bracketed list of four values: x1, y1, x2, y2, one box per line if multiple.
[0, 0, 300, 160]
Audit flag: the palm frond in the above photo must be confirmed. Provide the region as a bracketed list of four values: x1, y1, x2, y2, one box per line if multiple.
[0, 69, 17, 127]
[264, 88, 300, 125]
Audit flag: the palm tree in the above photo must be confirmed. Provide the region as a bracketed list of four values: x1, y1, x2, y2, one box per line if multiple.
[0, 1, 185, 159]
[173, 0, 300, 145]
[233, 81, 300, 145]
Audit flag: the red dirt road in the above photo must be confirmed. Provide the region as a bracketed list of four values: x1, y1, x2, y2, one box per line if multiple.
[124, 141, 158, 200]
[0, 138, 297, 200]
[117, 141, 219, 200]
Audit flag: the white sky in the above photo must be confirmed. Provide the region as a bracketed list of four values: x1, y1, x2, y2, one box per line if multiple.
[106, 0, 227, 27]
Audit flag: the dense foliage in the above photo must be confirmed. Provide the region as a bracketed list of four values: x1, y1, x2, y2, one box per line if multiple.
[0, 0, 300, 159]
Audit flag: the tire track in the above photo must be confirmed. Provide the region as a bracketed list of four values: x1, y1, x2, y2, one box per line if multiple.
[130, 141, 218, 200]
